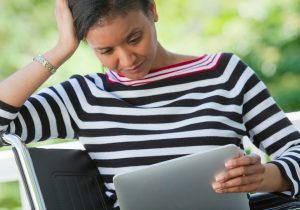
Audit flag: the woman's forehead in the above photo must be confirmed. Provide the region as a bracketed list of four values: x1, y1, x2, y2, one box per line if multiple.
[85, 11, 148, 48]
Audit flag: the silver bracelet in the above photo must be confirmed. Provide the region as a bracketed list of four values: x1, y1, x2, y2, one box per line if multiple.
[33, 55, 56, 75]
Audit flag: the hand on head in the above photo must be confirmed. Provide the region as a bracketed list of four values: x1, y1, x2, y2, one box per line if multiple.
[55, 0, 79, 52]
[213, 149, 266, 193]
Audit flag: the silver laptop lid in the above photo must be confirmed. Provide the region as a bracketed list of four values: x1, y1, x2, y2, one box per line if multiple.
[113, 144, 250, 210]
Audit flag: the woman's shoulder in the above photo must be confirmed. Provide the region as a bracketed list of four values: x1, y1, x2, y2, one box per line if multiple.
[211, 52, 250, 73]
[172, 52, 242, 67]
[173, 52, 236, 60]
[182, 52, 253, 81]
[67, 73, 107, 91]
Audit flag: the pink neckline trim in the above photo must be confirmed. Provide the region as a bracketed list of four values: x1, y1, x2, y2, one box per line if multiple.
[105, 53, 223, 86]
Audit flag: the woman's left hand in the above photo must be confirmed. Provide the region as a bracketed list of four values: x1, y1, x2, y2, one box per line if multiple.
[212, 149, 266, 193]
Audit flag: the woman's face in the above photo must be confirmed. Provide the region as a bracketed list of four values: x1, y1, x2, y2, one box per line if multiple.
[85, 4, 159, 80]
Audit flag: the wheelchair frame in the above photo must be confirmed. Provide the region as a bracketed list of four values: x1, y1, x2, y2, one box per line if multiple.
[0, 131, 47, 210]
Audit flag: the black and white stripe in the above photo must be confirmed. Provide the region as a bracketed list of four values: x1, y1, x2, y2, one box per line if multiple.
[1, 53, 300, 208]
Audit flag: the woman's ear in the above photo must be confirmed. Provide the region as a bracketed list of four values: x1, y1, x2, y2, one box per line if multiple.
[149, 0, 159, 22]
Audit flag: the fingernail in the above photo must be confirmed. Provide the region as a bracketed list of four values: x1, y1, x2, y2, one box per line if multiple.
[225, 161, 232, 168]
[215, 190, 222, 193]
[216, 175, 224, 182]
[213, 184, 221, 190]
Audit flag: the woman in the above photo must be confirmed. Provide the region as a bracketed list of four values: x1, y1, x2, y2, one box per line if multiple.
[0, 0, 299, 209]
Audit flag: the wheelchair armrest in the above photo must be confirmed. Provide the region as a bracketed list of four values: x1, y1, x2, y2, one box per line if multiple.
[249, 192, 299, 210]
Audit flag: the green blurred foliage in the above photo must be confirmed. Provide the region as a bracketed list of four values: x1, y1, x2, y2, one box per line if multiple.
[0, 182, 21, 210]
[0, 0, 300, 208]
[1, 0, 300, 111]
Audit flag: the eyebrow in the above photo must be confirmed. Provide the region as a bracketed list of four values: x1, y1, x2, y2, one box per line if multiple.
[95, 27, 142, 51]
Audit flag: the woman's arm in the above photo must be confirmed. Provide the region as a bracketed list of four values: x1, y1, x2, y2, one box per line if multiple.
[259, 163, 290, 192]
[0, 0, 78, 107]
[212, 55, 300, 196]
[0, 0, 80, 142]
[0, 45, 76, 107]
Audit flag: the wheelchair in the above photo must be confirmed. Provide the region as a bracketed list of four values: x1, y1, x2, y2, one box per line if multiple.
[1, 131, 300, 210]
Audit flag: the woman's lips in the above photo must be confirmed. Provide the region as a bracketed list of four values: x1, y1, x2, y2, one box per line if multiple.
[124, 62, 144, 74]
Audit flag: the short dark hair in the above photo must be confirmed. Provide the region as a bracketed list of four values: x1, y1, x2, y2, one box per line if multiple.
[68, 0, 152, 41]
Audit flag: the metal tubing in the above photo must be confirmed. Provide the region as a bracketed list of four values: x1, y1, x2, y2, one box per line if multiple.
[0, 132, 47, 210]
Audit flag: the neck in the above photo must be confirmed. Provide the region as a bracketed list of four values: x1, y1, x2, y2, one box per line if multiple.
[149, 42, 177, 71]
[150, 42, 199, 71]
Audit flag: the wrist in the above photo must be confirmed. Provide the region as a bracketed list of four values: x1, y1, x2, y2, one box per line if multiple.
[56, 40, 79, 53]
[55, 42, 78, 56]
[42, 44, 77, 70]
[257, 163, 290, 192]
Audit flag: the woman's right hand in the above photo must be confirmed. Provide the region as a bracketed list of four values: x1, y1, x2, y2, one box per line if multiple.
[55, 0, 79, 52]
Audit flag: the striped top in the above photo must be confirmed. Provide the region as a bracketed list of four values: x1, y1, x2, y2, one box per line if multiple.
[1, 53, 300, 209]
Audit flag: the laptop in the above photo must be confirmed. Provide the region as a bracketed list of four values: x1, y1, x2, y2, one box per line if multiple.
[113, 144, 250, 210]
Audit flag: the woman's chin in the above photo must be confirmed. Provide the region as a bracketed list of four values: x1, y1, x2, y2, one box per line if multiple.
[124, 73, 147, 80]
[121, 68, 149, 80]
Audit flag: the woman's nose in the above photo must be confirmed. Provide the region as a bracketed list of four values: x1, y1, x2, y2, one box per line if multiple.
[118, 48, 136, 68]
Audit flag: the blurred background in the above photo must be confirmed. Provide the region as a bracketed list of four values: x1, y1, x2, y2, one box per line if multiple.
[0, 0, 299, 209]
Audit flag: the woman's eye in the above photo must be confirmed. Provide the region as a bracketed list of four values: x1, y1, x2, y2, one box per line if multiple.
[101, 49, 113, 55]
[130, 36, 141, 44]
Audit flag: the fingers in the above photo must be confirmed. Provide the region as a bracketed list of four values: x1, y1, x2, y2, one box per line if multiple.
[216, 164, 265, 182]
[225, 153, 261, 169]
[212, 152, 266, 194]
[213, 174, 264, 192]
[55, 0, 70, 15]
[215, 182, 261, 193]
[237, 148, 245, 158]
[54, 0, 79, 47]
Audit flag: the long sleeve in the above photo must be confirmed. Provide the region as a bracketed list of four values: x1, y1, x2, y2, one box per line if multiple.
[241, 59, 300, 198]
[0, 82, 78, 144]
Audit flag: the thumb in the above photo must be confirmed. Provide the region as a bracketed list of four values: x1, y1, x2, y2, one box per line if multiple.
[237, 148, 245, 158]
